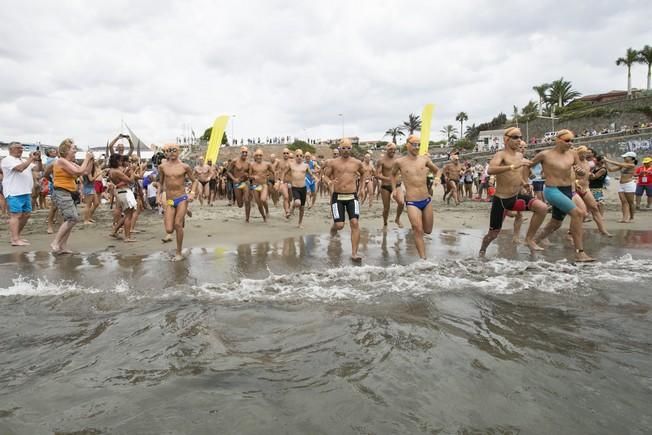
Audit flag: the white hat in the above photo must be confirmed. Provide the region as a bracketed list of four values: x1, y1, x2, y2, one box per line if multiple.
[621, 151, 637, 158]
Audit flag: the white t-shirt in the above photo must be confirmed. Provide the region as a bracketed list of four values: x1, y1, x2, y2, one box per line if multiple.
[147, 182, 158, 198]
[1, 156, 35, 197]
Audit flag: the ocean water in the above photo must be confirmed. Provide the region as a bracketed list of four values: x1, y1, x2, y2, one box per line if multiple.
[0, 229, 651, 434]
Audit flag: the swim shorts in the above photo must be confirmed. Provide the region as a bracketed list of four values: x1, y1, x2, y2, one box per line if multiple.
[489, 193, 536, 230]
[292, 186, 307, 206]
[544, 186, 575, 221]
[331, 192, 359, 223]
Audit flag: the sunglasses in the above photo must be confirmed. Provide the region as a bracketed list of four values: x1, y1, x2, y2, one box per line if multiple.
[340, 147, 352, 150]
[166, 148, 179, 153]
[283, 152, 289, 155]
[508, 135, 522, 140]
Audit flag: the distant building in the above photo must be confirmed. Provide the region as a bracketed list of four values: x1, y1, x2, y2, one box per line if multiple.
[476, 129, 504, 151]
[576, 90, 637, 104]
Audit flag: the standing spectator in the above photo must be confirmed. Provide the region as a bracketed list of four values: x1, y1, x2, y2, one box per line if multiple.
[50, 138, 94, 254]
[635, 157, 652, 209]
[605, 152, 637, 223]
[1, 142, 42, 246]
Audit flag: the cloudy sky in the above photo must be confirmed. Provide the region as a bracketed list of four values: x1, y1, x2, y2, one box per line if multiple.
[1, 0, 651, 147]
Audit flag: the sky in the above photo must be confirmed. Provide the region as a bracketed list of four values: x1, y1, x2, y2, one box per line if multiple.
[1, 0, 651, 147]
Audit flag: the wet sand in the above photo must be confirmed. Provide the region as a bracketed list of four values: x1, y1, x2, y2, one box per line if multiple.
[0, 181, 648, 258]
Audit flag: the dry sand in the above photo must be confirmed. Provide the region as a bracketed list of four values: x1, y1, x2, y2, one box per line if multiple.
[0, 181, 648, 257]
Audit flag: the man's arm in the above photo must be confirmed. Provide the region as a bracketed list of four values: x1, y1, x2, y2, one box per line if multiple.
[108, 135, 120, 155]
[571, 151, 586, 176]
[426, 159, 440, 178]
[126, 136, 134, 157]
[157, 166, 166, 204]
[226, 161, 237, 182]
[390, 161, 401, 193]
[375, 160, 390, 183]
[185, 164, 199, 200]
[4, 152, 39, 173]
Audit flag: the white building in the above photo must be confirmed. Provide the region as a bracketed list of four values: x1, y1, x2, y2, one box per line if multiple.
[476, 129, 504, 152]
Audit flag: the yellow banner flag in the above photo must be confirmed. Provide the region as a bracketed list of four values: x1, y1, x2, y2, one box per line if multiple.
[204, 115, 230, 164]
[419, 104, 435, 156]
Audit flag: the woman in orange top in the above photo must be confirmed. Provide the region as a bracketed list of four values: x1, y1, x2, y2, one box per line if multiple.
[50, 138, 94, 255]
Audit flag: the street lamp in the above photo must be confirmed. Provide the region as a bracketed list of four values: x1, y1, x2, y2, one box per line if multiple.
[338, 113, 343, 138]
[231, 114, 236, 145]
[537, 114, 558, 133]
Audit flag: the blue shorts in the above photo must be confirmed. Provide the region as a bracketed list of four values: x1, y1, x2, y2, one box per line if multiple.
[636, 184, 652, 196]
[591, 188, 604, 203]
[532, 180, 545, 192]
[305, 177, 316, 193]
[82, 183, 95, 196]
[7, 194, 32, 213]
[544, 186, 575, 221]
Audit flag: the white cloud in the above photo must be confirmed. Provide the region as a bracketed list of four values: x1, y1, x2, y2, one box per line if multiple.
[1, 0, 650, 146]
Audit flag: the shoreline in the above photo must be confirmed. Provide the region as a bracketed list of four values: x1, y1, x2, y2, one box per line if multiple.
[1, 183, 649, 258]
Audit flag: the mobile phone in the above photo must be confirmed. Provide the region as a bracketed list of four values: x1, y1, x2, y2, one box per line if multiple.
[36, 146, 40, 151]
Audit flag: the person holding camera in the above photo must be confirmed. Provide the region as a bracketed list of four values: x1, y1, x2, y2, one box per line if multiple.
[1, 142, 42, 246]
[50, 138, 94, 254]
[109, 133, 134, 156]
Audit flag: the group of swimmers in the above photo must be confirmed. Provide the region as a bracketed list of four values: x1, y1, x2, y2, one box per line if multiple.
[4, 127, 649, 263]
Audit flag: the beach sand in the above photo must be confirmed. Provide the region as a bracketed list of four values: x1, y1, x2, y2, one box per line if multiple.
[0, 181, 648, 258]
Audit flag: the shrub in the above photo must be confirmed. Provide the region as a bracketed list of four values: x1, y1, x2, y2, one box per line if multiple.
[288, 140, 316, 154]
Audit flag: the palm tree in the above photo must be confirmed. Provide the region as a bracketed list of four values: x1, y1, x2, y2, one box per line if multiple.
[512, 105, 520, 125]
[522, 100, 539, 117]
[440, 125, 458, 143]
[384, 126, 405, 144]
[402, 113, 422, 134]
[532, 83, 550, 115]
[464, 123, 478, 139]
[548, 77, 582, 109]
[455, 112, 468, 137]
[616, 48, 640, 97]
[638, 45, 652, 90]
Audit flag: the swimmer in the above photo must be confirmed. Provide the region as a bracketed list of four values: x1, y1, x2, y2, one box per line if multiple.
[479, 128, 548, 257]
[376, 143, 404, 227]
[391, 135, 440, 259]
[248, 149, 275, 222]
[532, 130, 594, 262]
[227, 146, 252, 222]
[157, 144, 198, 261]
[322, 138, 366, 261]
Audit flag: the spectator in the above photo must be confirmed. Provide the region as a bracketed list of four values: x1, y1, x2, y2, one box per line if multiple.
[1, 142, 42, 246]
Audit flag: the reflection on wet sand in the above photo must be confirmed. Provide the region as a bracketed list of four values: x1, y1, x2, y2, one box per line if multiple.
[1, 229, 651, 292]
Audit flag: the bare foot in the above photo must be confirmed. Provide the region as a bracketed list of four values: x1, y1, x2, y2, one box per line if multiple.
[395, 219, 403, 228]
[47, 227, 54, 234]
[171, 253, 184, 262]
[575, 251, 595, 262]
[539, 238, 551, 247]
[10, 240, 30, 246]
[298, 224, 304, 229]
[617, 219, 629, 223]
[124, 238, 137, 243]
[512, 237, 523, 245]
[600, 231, 613, 237]
[526, 239, 545, 251]
[351, 255, 362, 262]
[109, 233, 119, 239]
[83, 221, 93, 225]
[161, 234, 173, 243]
[479, 250, 486, 258]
